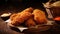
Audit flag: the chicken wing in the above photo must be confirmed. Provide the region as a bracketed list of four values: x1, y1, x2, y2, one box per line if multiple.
[10, 7, 33, 26]
[33, 9, 48, 24]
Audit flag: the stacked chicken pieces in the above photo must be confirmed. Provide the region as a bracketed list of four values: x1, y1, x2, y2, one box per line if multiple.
[10, 7, 48, 27]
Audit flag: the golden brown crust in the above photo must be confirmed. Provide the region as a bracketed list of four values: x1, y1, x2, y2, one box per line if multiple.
[10, 14, 17, 21]
[10, 7, 33, 26]
[33, 9, 47, 24]
[25, 17, 36, 27]
[10, 8, 48, 26]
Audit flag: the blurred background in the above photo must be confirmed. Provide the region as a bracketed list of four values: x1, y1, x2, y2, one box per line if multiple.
[0, 0, 59, 15]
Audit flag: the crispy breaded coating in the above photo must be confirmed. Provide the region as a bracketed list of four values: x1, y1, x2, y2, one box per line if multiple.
[10, 14, 17, 21]
[25, 17, 36, 27]
[33, 9, 47, 24]
[10, 7, 33, 26]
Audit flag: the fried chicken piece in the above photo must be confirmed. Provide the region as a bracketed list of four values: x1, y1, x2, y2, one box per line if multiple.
[10, 14, 17, 21]
[10, 7, 33, 26]
[25, 17, 36, 27]
[33, 9, 48, 24]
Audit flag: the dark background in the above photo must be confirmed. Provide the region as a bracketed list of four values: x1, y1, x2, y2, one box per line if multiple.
[0, 0, 49, 10]
[0, 0, 59, 16]
[0, 0, 50, 15]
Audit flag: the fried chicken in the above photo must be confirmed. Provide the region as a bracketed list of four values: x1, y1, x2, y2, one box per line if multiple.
[33, 9, 48, 24]
[10, 14, 17, 21]
[10, 8, 48, 26]
[10, 7, 33, 26]
[25, 17, 36, 27]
